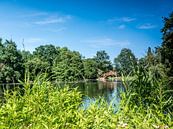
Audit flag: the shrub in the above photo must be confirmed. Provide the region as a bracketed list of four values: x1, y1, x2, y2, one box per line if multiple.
[0, 74, 172, 128]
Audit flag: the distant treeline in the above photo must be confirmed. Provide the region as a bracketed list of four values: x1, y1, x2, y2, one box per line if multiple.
[0, 12, 173, 128]
[0, 12, 173, 83]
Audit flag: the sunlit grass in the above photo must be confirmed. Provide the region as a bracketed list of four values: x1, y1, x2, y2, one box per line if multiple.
[0, 73, 172, 128]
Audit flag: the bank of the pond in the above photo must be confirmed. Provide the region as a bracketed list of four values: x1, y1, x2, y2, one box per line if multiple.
[0, 78, 172, 128]
[0, 80, 123, 106]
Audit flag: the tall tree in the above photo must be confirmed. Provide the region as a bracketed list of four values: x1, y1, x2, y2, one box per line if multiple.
[114, 48, 137, 76]
[138, 47, 155, 69]
[144, 47, 156, 67]
[0, 39, 23, 83]
[94, 50, 112, 76]
[83, 58, 98, 79]
[29, 44, 60, 78]
[33, 44, 58, 66]
[160, 12, 173, 75]
[52, 47, 84, 82]
[25, 57, 49, 79]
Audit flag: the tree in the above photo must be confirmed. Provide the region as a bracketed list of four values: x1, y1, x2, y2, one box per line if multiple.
[146, 47, 155, 66]
[83, 58, 98, 79]
[0, 39, 23, 83]
[30, 45, 60, 78]
[25, 57, 49, 80]
[19, 50, 32, 63]
[52, 47, 84, 82]
[160, 12, 173, 75]
[138, 57, 147, 68]
[94, 50, 112, 76]
[114, 48, 137, 76]
[139, 47, 155, 68]
[33, 45, 58, 66]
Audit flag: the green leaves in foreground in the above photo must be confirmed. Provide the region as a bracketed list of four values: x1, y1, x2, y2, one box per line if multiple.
[0, 79, 82, 129]
[0, 77, 172, 128]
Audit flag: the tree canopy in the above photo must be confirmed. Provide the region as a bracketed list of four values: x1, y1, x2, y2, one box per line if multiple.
[0, 12, 173, 83]
[160, 12, 173, 76]
[0, 39, 23, 83]
[114, 48, 137, 76]
[94, 50, 112, 76]
[52, 47, 84, 82]
[83, 58, 98, 79]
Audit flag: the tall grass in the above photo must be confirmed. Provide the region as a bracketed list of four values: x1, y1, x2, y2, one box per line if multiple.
[122, 64, 173, 113]
[0, 71, 172, 128]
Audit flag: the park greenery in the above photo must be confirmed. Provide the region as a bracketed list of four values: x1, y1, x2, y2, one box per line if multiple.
[0, 74, 172, 128]
[0, 41, 113, 82]
[0, 12, 173, 128]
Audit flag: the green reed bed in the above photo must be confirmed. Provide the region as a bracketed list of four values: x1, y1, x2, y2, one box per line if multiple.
[0, 71, 173, 129]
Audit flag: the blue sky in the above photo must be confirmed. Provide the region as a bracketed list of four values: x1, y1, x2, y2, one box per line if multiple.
[0, 0, 173, 61]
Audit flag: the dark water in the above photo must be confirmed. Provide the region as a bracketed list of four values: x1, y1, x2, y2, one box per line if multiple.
[70, 81, 124, 109]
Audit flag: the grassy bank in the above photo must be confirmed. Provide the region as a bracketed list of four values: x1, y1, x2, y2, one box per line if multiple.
[0, 75, 172, 129]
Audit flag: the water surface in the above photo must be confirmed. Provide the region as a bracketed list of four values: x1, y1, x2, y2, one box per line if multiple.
[0, 81, 124, 109]
[70, 81, 124, 109]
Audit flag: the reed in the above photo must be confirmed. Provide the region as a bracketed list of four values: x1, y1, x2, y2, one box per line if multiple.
[0, 72, 172, 128]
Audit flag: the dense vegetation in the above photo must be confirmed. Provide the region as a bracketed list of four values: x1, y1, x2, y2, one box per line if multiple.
[0, 74, 172, 128]
[0, 12, 173, 128]
[0, 40, 114, 82]
[0, 13, 172, 82]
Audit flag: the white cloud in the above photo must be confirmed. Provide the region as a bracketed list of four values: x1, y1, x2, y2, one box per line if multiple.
[34, 18, 64, 25]
[121, 17, 136, 22]
[138, 23, 156, 29]
[118, 24, 126, 29]
[83, 38, 130, 48]
[108, 17, 136, 23]
[34, 15, 71, 25]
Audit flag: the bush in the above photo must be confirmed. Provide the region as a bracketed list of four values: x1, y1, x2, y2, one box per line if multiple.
[0, 75, 172, 128]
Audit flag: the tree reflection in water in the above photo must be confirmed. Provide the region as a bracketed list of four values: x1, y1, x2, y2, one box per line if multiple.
[72, 81, 124, 109]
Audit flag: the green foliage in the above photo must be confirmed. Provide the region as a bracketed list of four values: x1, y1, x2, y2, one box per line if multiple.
[0, 77, 172, 128]
[0, 76, 82, 128]
[0, 39, 23, 83]
[138, 47, 159, 69]
[160, 12, 173, 76]
[31, 45, 60, 78]
[122, 64, 173, 112]
[52, 47, 84, 82]
[114, 48, 137, 76]
[25, 58, 50, 80]
[1, 11, 173, 129]
[19, 50, 32, 63]
[83, 58, 98, 79]
[33, 45, 58, 66]
[146, 47, 155, 65]
[94, 50, 112, 76]
[118, 95, 172, 129]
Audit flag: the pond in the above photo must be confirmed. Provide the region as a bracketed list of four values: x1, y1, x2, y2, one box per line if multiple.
[0, 81, 124, 110]
[68, 81, 124, 109]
